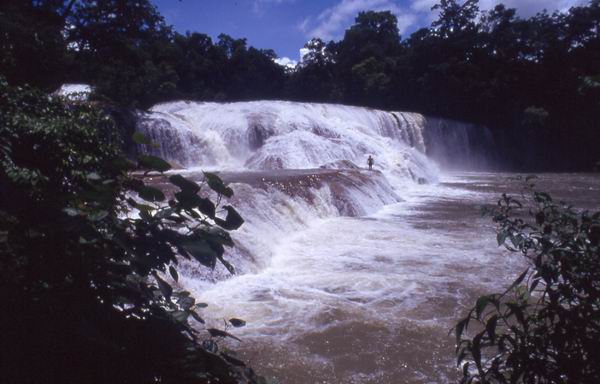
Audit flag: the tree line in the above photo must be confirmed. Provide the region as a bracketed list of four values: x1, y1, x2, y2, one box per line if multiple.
[1, 0, 599, 169]
[1, 0, 286, 107]
[291, 1, 600, 171]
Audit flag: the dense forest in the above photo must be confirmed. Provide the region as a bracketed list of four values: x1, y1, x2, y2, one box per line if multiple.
[2, 0, 599, 170]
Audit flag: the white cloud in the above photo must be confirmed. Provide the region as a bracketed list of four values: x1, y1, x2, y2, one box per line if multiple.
[476, 0, 587, 16]
[406, 0, 589, 28]
[299, 47, 310, 60]
[407, 0, 588, 19]
[274, 56, 298, 68]
[299, 0, 588, 45]
[302, 0, 419, 41]
[298, 17, 311, 33]
[253, 0, 295, 15]
[405, 0, 589, 33]
[397, 12, 418, 33]
[410, 0, 437, 13]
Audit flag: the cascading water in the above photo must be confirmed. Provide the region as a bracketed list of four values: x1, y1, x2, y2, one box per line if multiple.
[422, 117, 498, 171]
[139, 101, 445, 279]
[136, 100, 528, 383]
[137, 101, 438, 185]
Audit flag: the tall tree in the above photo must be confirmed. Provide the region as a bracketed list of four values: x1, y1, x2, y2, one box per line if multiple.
[67, 0, 179, 107]
[0, 1, 71, 90]
[431, 0, 480, 38]
[334, 11, 403, 106]
[288, 38, 336, 102]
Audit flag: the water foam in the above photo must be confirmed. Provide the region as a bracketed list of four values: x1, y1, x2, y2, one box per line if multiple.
[423, 117, 497, 170]
[136, 100, 506, 383]
[137, 100, 439, 186]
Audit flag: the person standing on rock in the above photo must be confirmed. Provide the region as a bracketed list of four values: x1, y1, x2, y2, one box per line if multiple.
[367, 155, 374, 170]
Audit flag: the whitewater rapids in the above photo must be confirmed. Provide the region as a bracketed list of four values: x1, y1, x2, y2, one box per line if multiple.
[139, 100, 436, 183]
[137, 100, 555, 383]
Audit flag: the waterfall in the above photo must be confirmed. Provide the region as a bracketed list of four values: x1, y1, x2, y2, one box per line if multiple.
[134, 100, 507, 382]
[54, 84, 92, 101]
[422, 117, 497, 170]
[136, 100, 497, 275]
[186, 169, 402, 277]
[136, 101, 438, 184]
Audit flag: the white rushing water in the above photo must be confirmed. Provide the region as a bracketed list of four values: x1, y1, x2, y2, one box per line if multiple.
[54, 83, 92, 101]
[138, 101, 442, 185]
[422, 117, 498, 171]
[137, 101, 520, 383]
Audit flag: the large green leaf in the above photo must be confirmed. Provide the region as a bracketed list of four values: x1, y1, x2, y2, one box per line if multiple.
[174, 190, 215, 218]
[169, 174, 200, 194]
[204, 172, 233, 198]
[190, 311, 205, 324]
[180, 238, 218, 269]
[221, 353, 246, 367]
[138, 155, 171, 173]
[485, 315, 499, 343]
[475, 295, 497, 319]
[228, 318, 246, 327]
[111, 157, 137, 172]
[138, 186, 165, 202]
[154, 273, 173, 301]
[132, 131, 153, 145]
[200, 226, 234, 247]
[197, 197, 216, 218]
[169, 265, 179, 282]
[171, 310, 189, 323]
[175, 190, 201, 208]
[215, 206, 244, 230]
[207, 328, 241, 341]
[217, 255, 235, 274]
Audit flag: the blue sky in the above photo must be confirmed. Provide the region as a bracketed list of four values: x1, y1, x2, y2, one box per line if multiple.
[153, 0, 587, 65]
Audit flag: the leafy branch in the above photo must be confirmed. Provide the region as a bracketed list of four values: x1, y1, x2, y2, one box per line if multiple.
[455, 180, 600, 383]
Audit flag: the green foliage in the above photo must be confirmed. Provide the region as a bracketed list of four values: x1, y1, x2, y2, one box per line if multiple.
[432, 0, 480, 38]
[66, 0, 179, 107]
[0, 1, 70, 90]
[290, 1, 600, 170]
[0, 80, 261, 383]
[455, 183, 600, 383]
[287, 38, 337, 102]
[331, 10, 402, 107]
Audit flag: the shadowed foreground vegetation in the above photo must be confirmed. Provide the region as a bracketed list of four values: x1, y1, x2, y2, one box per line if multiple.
[456, 182, 600, 383]
[0, 80, 265, 383]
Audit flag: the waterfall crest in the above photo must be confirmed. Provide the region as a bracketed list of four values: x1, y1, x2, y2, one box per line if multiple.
[137, 100, 439, 184]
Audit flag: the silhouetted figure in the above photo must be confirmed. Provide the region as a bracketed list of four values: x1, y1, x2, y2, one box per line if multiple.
[367, 155, 374, 170]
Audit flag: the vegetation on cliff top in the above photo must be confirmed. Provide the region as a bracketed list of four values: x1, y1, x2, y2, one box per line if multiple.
[2, 0, 599, 169]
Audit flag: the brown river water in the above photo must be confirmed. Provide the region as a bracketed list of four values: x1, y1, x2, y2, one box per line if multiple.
[134, 101, 600, 383]
[171, 172, 600, 384]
